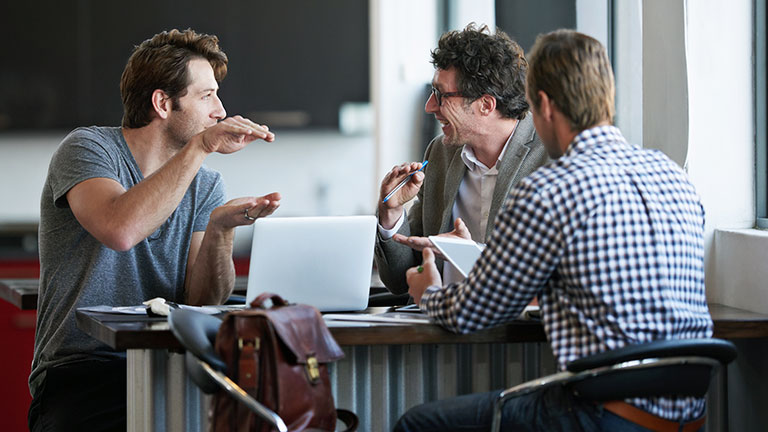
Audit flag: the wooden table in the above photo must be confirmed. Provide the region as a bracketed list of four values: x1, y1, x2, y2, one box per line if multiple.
[75, 307, 548, 349]
[75, 307, 551, 432]
[0, 278, 39, 310]
[7, 278, 768, 339]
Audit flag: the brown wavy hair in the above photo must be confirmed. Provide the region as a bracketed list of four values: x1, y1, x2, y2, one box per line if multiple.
[430, 23, 529, 120]
[526, 29, 615, 130]
[120, 28, 228, 129]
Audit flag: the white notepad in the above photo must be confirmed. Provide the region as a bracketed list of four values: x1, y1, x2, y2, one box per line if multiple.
[428, 236, 485, 277]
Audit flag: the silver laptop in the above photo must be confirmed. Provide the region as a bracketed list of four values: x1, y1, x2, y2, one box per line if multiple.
[245, 215, 377, 311]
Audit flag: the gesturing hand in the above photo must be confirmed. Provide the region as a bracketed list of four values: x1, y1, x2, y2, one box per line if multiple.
[210, 193, 282, 230]
[197, 115, 275, 155]
[393, 218, 472, 259]
[406, 248, 442, 305]
[378, 161, 426, 229]
[379, 162, 426, 208]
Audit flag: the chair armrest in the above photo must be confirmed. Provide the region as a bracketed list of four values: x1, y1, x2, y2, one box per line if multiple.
[169, 309, 227, 371]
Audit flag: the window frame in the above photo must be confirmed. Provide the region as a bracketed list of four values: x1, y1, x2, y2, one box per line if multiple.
[756, 0, 768, 228]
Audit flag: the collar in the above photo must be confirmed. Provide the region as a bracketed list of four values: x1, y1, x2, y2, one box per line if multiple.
[565, 125, 630, 157]
[460, 124, 517, 173]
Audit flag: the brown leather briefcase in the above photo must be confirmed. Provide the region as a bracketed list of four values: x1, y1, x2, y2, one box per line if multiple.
[211, 292, 355, 431]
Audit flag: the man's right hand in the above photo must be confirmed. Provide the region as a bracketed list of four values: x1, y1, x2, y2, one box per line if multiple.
[378, 161, 426, 229]
[195, 115, 275, 155]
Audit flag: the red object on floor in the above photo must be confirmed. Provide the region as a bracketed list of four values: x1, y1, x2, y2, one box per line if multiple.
[0, 297, 36, 432]
[0, 259, 38, 431]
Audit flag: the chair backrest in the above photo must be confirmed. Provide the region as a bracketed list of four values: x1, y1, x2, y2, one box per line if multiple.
[565, 338, 737, 401]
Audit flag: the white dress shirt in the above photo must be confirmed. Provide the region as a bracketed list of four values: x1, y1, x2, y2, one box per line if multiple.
[379, 132, 513, 286]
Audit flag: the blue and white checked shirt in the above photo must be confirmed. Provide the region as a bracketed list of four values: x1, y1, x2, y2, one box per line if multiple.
[421, 125, 713, 420]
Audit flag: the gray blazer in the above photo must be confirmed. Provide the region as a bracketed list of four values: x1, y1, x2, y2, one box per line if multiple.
[374, 115, 549, 294]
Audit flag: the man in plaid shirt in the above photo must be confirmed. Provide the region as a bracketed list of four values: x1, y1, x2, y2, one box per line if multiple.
[396, 30, 713, 432]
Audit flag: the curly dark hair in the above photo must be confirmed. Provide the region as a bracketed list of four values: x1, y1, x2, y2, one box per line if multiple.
[120, 28, 228, 129]
[430, 23, 528, 120]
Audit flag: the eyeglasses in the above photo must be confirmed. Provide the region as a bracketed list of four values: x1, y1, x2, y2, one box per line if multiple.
[431, 86, 464, 106]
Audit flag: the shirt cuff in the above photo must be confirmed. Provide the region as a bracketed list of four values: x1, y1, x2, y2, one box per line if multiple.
[377, 209, 406, 239]
[420, 285, 442, 310]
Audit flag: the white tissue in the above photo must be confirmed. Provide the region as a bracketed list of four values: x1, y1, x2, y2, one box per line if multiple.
[143, 297, 171, 316]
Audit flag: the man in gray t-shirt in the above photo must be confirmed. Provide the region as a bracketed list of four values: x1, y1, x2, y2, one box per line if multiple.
[29, 29, 281, 432]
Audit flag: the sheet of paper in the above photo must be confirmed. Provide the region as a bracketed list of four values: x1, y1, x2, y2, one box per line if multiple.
[78, 305, 149, 315]
[78, 304, 224, 315]
[324, 313, 432, 325]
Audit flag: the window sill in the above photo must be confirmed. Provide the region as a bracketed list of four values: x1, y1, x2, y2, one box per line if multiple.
[711, 229, 768, 314]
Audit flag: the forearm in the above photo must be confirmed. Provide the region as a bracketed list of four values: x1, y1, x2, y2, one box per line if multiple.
[185, 225, 236, 305]
[375, 236, 419, 294]
[107, 140, 209, 248]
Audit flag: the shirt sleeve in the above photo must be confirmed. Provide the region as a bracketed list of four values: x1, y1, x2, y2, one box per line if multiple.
[377, 209, 406, 239]
[421, 179, 563, 333]
[48, 129, 120, 208]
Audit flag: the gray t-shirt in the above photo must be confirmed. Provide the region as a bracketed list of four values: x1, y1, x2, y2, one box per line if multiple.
[30, 126, 225, 397]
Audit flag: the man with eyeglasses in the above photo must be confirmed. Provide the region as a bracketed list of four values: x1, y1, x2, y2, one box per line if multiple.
[374, 24, 548, 295]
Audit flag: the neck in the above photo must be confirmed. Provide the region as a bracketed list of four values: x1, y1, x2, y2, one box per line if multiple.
[467, 117, 519, 168]
[121, 124, 178, 177]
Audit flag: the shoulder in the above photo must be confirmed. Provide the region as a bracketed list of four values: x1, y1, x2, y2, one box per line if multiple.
[62, 126, 121, 147]
[57, 126, 123, 155]
[196, 164, 224, 187]
[53, 126, 122, 163]
[511, 148, 602, 207]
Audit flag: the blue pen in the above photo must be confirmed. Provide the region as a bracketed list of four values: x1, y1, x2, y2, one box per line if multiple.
[382, 161, 429, 203]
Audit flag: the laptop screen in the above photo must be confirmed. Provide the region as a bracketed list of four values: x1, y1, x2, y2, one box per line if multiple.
[245, 215, 377, 311]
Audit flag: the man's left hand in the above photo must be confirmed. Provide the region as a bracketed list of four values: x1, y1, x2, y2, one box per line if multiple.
[406, 248, 441, 304]
[210, 192, 282, 230]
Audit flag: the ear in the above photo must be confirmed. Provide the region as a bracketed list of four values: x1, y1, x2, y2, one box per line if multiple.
[151, 89, 172, 120]
[477, 94, 497, 116]
[537, 90, 554, 122]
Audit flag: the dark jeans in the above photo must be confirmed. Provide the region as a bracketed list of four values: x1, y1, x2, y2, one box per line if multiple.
[28, 358, 127, 432]
[393, 385, 663, 432]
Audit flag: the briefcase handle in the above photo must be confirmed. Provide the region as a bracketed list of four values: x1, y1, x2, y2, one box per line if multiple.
[250, 292, 289, 309]
[337, 409, 359, 431]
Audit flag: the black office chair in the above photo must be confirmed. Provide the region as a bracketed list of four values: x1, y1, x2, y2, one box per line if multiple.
[491, 338, 737, 432]
[168, 308, 288, 432]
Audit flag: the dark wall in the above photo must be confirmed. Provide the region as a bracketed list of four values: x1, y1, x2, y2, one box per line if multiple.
[495, 0, 576, 52]
[0, 0, 369, 131]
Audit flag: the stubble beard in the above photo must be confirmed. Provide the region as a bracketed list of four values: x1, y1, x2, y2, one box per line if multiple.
[166, 110, 202, 151]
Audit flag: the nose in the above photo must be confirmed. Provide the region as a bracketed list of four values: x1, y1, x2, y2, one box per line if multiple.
[212, 94, 226, 120]
[425, 91, 439, 114]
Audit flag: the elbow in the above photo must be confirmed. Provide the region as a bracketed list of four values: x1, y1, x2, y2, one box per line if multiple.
[442, 311, 477, 335]
[104, 237, 137, 252]
[100, 228, 142, 252]
[108, 240, 135, 253]
[446, 321, 475, 335]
